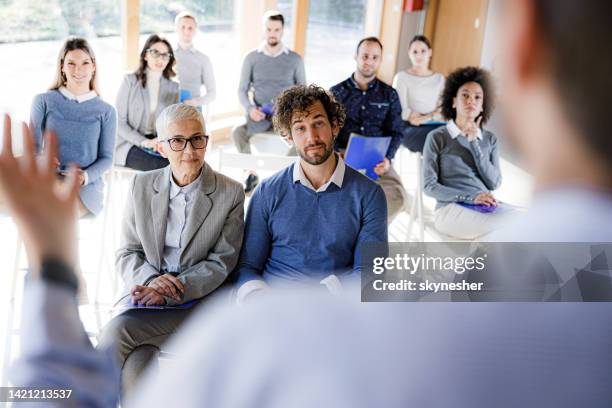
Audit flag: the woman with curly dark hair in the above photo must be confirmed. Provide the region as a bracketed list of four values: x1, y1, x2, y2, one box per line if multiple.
[422, 66, 509, 240]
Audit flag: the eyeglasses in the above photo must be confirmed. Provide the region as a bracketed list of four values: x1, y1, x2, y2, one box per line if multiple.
[147, 49, 173, 61]
[163, 134, 209, 151]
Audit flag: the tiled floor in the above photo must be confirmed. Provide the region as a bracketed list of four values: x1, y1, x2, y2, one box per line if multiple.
[0, 142, 534, 385]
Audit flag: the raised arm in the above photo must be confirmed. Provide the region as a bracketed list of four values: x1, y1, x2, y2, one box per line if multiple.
[0, 115, 120, 407]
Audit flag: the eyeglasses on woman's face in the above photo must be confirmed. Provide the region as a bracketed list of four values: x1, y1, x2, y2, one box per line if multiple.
[147, 48, 172, 61]
[163, 134, 209, 151]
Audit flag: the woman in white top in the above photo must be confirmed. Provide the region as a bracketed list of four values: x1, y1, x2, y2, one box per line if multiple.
[115, 34, 179, 171]
[392, 35, 445, 152]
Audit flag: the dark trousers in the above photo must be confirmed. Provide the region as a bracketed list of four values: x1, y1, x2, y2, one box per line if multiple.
[125, 146, 169, 171]
[401, 123, 443, 153]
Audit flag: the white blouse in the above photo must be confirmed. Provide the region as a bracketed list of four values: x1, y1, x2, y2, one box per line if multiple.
[392, 71, 445, 121]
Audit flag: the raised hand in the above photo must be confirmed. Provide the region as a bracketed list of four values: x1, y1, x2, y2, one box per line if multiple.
[0, 114, 80, 274]
[464, 116, 482, 142]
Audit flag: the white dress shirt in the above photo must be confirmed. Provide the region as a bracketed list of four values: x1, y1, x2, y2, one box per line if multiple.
[257, 41, 290, 57]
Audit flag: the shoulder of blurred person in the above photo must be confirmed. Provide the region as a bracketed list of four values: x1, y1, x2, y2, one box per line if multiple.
[491, 187, 612, 242]
[129, 288, 612, 408]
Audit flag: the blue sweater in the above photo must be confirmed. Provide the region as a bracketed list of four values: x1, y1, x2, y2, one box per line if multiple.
[30, 90, 117, 214]
[235, 164, 388, 288]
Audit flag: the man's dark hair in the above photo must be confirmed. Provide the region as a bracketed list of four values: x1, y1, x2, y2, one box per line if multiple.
[273, 85, 346, 137]
[264, 11, 284, 26]
[440, 66, 495, 125]
[533, 0, 612, 170]
[356, 37, 383, 54]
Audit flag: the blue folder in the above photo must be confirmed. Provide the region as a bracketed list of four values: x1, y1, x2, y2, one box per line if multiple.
[179, 89, 192, 103]
[422, 120, 446, 126]
[344, 133, 391, 180]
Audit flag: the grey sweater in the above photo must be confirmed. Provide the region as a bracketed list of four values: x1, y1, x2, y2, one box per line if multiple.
[422, 126, 502, 208]
[238, 49, 306, 133]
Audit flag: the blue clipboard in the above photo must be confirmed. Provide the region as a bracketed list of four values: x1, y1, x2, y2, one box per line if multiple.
[344, 133, 391, 180]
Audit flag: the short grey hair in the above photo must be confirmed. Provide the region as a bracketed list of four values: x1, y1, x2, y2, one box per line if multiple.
[155, 103, 206, 141]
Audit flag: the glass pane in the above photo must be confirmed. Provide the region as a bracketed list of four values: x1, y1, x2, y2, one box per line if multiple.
[305, 0, 369, 88]
[0, 0, 122, 120]
[140, 0, 238, 114]
[276, 0, 295, 49]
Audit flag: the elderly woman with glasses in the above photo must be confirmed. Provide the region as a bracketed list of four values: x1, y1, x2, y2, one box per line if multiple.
[98, 103, 245, 397]
[115, 34, 180, 170]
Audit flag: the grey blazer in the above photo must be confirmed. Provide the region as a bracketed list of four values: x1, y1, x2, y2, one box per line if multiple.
[114, 73, 179, 165]
[115, 163, 245, 307]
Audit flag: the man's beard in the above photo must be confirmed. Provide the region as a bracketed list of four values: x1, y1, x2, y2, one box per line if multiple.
[267, 38, 279, 47]
[358, 66, 375, 79]
[299, 142, 334, 166]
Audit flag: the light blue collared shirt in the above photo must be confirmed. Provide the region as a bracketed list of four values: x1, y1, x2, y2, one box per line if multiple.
[162, 169, 204, 273]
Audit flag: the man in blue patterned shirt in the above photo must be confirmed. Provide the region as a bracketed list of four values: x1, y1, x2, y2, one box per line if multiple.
[330, 37, 407, 223]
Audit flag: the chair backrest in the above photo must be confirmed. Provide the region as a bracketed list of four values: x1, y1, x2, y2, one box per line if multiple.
[250, 132, 293, 155]
[218, 151, 295, 173]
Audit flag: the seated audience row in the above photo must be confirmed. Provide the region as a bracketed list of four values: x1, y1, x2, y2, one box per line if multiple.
[3, 2, 612, 404]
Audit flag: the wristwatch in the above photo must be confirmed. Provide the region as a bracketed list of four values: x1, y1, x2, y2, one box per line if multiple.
[40, 258, 79, 293]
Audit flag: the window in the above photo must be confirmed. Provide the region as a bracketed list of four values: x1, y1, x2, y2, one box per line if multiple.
[0, 0, 122, 120]
[304, 0, 377, 88]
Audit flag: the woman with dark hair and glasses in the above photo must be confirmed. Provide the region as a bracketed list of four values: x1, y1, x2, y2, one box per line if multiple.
[392, 35, 445, 153]
[30, 37, 116, 217]
[115, 34, 179, 171]
[422, 66, 509, 240]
